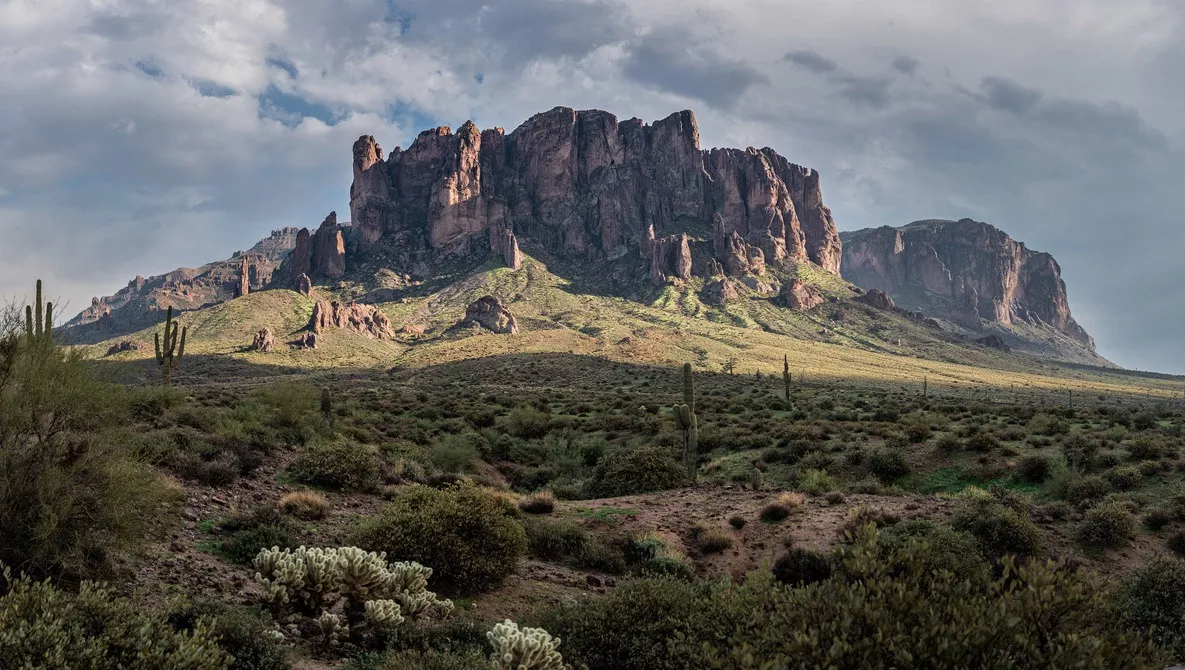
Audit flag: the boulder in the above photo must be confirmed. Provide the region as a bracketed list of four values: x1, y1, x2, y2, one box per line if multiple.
[291, 332, 317, 349]
[105, 340, 145, 356]
[460, 295, 519, 334]
[701, 277, 739, 307]
[783, 278, 824, 311]
[252, 328, 275, 353]
[855, 289, 895, 310]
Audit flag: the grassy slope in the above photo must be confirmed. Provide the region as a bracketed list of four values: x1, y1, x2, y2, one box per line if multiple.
[85, 255, 1184, 401]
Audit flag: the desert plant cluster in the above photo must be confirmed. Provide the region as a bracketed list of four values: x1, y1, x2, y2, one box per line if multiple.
[2, 281, 1185, 669]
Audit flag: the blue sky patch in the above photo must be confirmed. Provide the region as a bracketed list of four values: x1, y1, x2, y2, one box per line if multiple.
[257, 84, 338, 127]
[135, 60, 166, 79]
[190, 79, 237, 98]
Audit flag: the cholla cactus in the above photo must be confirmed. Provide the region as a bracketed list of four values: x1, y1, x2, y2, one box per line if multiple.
[488, 620, 570, 670]
[336, 547, 391, 606]
[364, 599, 405, 631]
[253, 546, 342, 616]
[254, 545, 452, 630]
[315, 611, 347, 647]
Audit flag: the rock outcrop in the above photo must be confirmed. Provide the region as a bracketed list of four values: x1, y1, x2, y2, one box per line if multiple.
[459, 296, 519, 334]
[307, 299, 394, 339]
[855, 289, 895, 310]
[274, 212, 346, 287]
[238, 258, 250, 298]
[252, 328, 275, 352]
[783, 278, 824, 311]
[840, 219, 1094, 349]
[295, 273, 313, 297]
[105, 340, 145, 356]
[349, 107, 842, 280]
[700, 277, 739, 307]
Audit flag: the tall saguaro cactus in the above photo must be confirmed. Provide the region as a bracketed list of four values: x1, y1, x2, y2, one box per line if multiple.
[672, 362, 698, 480]
[24, 279, 53, 344]
[154, 306, 187, 386]
[782, 354, 791, 401]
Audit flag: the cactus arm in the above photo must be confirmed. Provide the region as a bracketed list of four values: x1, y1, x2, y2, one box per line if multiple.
[177, 326, 187, 359]
[44, 302, 52, 339]
[25, 305, 33, 341]
[154, 332, 163, 362]
[34, 279, 42, 339]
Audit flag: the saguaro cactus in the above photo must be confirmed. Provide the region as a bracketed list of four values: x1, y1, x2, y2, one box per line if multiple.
[321, 387, 333, 424]
[672, 362, 698, 480]
[782, 354, 791, 401]
[24, 279, 53, 344]
[154, 306, 187, 386]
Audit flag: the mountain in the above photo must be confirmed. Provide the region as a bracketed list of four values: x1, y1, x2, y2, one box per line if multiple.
[64, 228, 300, 342]
[839, 219, 1104, 365]
[275, 106, 842, 291]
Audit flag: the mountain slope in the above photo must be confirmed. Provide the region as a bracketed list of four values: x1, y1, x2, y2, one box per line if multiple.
[63, 228, 300, 343]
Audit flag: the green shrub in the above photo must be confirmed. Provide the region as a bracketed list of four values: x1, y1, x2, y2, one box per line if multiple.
[221, 524, 300, 565]
[167, 597, 290, 670]
[1121, 558, 1185, 661]
[698, 527, 1168, 669]
[525, 517, 590, 561]
[1169, 531, 1185, 556]
[428, 434, 481, 474]
[798, 468, 836, 494]
[0, 567, 230, 669]
[354, 484, 527, 594]
[1077, 501, 1136, 550]
[772, 548, 831, 586]
[345, 649, 489, 670]
[0, 332, 172, 581]
[501, 405, 551, 439]
[290, 440, 380, 491]
[1128, 436, 1170, 461]
[542, 577, 750, 670]
[951, 498, 1043, 561]
[869, 448, 911, 482]
[965, 431, 1000, 452]
[1105, 466, 1143, 491]
[876, 519, 991, 586]
[1143, 508, 1174, 531]
[1066, 475, 1112, 507]
[1017, 454, 1052, 483]
[589, 447, 687, 498]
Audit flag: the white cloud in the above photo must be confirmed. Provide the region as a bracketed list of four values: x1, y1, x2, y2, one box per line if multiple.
[0, 0, 1183, 371]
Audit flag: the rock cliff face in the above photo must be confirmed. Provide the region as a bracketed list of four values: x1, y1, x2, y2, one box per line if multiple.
[840, 219, 1093, 349]
[273, 212, 347, 287]
[65, 225, 300, 341]
[348, 107, 841, 282]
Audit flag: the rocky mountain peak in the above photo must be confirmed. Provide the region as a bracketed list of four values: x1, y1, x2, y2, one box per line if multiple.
[840, 218, 1094, 350]
[345, 106, 843, 282]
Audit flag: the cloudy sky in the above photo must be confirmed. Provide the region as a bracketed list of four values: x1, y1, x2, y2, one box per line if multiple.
[1, 0, 1182, 372]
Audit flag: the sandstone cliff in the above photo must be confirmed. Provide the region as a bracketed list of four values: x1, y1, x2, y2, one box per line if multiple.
[840, 219, 1094, 349]
[347, 107, 841, 283]
[64, 228, 299, 341]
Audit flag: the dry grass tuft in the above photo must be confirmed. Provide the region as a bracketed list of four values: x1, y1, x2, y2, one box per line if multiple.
[279, 490, 329, 520]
